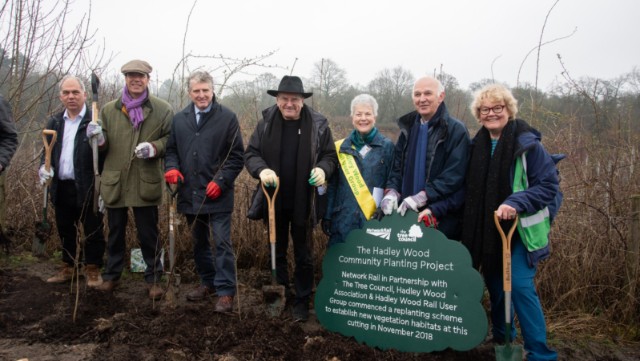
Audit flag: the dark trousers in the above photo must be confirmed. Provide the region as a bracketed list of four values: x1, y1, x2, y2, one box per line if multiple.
[103, 206, 162, 284]
[54, 180, 105, 266]
[273, 209, 313, 303]
[185, 212, 236, 296]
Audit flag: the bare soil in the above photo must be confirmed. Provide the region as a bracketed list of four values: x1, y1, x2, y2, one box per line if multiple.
[1, 255, 639, 361]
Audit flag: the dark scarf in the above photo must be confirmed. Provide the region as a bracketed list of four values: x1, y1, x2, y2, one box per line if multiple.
[461, 120, 532, 274]
[402, 114, 429, 195]
[350, 127, 378, 151]
[260, 107, 313, 226]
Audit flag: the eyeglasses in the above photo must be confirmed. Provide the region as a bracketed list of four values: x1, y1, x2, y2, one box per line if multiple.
[479, 105, 506, 115]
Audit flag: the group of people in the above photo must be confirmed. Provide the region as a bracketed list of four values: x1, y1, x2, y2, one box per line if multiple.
[30, 58, 557, 359]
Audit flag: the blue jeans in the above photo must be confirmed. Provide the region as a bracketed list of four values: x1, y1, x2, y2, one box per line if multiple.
[485, 237, 557, 361]
[185, 212, 236, 296]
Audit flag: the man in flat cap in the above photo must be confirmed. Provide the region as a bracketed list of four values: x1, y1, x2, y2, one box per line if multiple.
[89, 59, 174, 300]
[245, 75, 337, 321]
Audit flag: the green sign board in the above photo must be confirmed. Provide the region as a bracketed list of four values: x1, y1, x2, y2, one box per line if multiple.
[315, 213, 488, 353]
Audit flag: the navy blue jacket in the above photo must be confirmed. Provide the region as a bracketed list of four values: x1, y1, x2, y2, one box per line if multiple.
[325, 131, 394, 246]
[165, 100, 244, 214]
[387, 103, 469, 239]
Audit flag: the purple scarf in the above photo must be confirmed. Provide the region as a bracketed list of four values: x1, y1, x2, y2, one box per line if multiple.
[122, 87, 148, 129]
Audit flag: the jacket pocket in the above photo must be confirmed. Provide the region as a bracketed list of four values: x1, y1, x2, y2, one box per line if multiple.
[101, 170, 122, 204]
[139, 166, 162, 202]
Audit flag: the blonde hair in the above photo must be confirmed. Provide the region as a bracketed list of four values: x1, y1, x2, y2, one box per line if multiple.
[470, 84, 518, 123]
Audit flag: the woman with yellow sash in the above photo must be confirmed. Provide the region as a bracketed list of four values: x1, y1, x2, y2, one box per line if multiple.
[323, 94, 394, 247]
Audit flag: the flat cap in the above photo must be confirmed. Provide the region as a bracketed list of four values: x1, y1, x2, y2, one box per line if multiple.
[121, 59, 152, 75]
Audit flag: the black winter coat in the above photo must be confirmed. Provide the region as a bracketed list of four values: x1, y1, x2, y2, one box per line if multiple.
[44, 108, 103, 207]
[165, 100, 244, 214]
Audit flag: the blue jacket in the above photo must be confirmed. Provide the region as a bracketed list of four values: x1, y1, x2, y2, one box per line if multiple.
[325, 131, 394, 246]
[165, 100, 244, 214]
[504, 128, 559, 266]
[387, 103, 469, 239]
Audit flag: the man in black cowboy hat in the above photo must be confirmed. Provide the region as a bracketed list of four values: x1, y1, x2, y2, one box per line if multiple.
[245, 75, 337, 322]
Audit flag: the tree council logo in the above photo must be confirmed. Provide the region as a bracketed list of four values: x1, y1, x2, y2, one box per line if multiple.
[397, 225, 423, 242]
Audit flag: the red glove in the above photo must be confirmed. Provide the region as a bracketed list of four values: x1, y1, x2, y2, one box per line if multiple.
[206, 181, 221, 200]
[423, 213, 438, 228]
[164, 169, 184, 184]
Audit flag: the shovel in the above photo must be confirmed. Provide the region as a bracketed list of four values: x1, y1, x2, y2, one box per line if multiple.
[164, 182, 180, 306]
[261, 178, 285, 317]
[33, 129, 57, 256]
[493, 212, 524, 361]
[90, 72, 101, 214]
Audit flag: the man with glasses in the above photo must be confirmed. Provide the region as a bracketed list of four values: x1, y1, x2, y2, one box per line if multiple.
[244, 75, 337, 322]
[381, 76, 470, 240]
[90, 60, 174, 300]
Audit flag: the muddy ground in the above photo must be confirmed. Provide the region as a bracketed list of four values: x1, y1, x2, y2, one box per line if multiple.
[0, 255, 639, 361]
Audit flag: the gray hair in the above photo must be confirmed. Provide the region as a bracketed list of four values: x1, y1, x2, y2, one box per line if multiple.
[187, 70, 214, 91]
[59, 75, 86, 92]
[350, 94, 379, 117]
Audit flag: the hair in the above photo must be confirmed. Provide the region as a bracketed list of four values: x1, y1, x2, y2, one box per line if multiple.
[350, 94, 379, 117]
[59, 75, 86, 92]
[187, 70, 214, 91]
[413, 76, 445, 96]
[470, 83, 518, 122]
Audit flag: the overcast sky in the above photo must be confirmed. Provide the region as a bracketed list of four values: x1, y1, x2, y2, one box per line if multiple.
[87, 0, 639, 91]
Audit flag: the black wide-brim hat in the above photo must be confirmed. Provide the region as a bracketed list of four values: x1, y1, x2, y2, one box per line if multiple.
[267, 75, 313, 98]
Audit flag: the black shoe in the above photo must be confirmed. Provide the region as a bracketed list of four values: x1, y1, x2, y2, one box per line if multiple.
[292, 301, 309, 322]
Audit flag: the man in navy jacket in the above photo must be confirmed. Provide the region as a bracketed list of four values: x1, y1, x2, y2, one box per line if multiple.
[164, 70, 244, 313]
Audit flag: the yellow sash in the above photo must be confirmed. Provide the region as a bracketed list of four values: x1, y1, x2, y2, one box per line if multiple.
[335, 139, 377, 220]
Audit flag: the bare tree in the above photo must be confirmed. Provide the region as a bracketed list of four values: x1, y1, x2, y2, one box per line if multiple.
[367, 67, 414, 124]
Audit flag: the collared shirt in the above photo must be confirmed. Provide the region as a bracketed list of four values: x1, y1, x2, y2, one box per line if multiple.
[58, 105, 86, 180]
[194, 103, 212, 124]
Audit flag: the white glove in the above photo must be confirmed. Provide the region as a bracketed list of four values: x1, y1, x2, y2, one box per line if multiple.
[380, 189, 400, 215]
[38, 165, 54, 186]
[259, 168, 277, 187]
[397, 190, 428, 216]
[308, 167, 325, 186]
[135, 142, 156, 159]
[86, 121, 105, 146]
[98, 195, 105, 213]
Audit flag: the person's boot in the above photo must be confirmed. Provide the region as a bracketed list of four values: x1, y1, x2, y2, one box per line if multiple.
[46, 264, 75, 283]
[215, 295, 234, 313]
[148, 283, 164, 300]
[84, 264, 103, 288]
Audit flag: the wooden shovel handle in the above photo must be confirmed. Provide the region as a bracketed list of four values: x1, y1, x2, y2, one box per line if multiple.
[261, 178, 280, 245]
[494, 212, 518, 292]
[42, 130, 57, 173]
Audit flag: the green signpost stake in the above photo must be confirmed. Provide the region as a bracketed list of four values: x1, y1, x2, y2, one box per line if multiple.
[315, 213, 488, 353]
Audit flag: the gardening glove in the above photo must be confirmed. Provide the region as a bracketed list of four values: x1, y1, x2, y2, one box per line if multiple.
[397, 190, 428, 216]
[135, 142, 157, 159]
[164, 169, 184, 184]
[259, 168, 277, 187]
[418, 209, 438, 228]
[308, 167, 325, 186]
[98, 195, 105, 213]
[86, 121, 106, 146]
[206, 181, 221, 200]
[380, 188, 400, 215]
[38, 164, 54, 186]
[371, 208, 385, 221]
[321, 219, 331, 236]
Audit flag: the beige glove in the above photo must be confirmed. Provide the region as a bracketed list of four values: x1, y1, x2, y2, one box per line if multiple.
[308, 167, 325, 186]
[259, 168, 277, 187]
